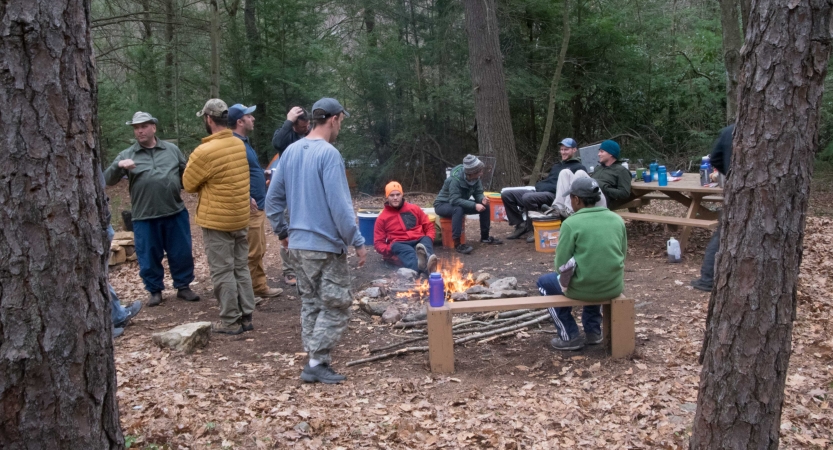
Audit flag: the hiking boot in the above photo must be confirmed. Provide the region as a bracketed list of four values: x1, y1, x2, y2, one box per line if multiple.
[586, 332, 603, 345]
[113, 327, 124, 339]
[241, 314, 253, 332]
[690, 278, 713, 292]
[415, 243, 428, 271]
[300, 363, 347, 384]
[426, 254, 438, 274]
[284, 274, 297, 286]
[114, 301, 142, 328]
[506, 224, 530, 240]
[177, 287, 200, 302]
[550, 335, 586, 351]
[148, 291, 163, 307]
[480, 236, 503, 245]
[455, 243, 474, 255]
[254, 287, 283, 298]
[212, 321, 244, 335]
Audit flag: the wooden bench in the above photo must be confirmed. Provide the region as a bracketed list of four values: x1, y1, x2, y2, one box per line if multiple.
[642, 192, 724, 203]
[426, 295, 635, 374]
[616, 211, 718, 230]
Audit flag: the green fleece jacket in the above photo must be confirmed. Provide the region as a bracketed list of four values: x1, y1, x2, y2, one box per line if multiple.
[591, 161, 632, 208]
[433, 165, 485, 210]
[555, 206, 627, 301]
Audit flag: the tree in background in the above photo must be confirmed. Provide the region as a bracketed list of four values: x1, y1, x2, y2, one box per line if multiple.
[691, 0, 833, 447]
[0, 0, 123, 447]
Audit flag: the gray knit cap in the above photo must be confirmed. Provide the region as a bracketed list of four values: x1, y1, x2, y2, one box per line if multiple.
[463, 154, 484, 174]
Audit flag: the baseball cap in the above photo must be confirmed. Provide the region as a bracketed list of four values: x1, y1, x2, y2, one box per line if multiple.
[563, 177, 601, 198]
[126, 111, 158, 125]
[196, 98, 228, 118]
[311, 98, 350, 119]
[559, 138, 577, 148]
[228, 104, 256, 124]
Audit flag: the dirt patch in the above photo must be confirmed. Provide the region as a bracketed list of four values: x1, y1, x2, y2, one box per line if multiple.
[110, 185, 833, 449]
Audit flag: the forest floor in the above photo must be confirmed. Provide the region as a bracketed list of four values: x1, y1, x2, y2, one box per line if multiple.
[108, 169, 833, 449]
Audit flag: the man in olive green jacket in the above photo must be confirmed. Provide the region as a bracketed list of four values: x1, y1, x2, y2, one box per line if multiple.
[590, 140, 632, 210]
[433, 155, 502, 254]
[104, 111, 199, 307]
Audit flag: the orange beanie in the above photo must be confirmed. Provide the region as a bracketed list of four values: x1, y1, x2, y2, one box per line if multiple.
[385, 181, 403, 198]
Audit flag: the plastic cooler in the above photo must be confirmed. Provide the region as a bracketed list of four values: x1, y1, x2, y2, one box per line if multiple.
[531, 218, 561, 253]
[357, 209, 381, 245]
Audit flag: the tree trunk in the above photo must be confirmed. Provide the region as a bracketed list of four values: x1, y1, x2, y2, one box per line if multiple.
[209, 0, 221, 98]
[739, 0, 751, 36]
[462, 0, 522, 187]
[0, 0, 123, 448]
[691, 0, 833, 448]
[165, 0, 176, 132]
[719, 0, 743, 124]
[529, 0, 571, 187]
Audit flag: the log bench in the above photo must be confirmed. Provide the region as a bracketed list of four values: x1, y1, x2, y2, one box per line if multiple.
[426, 295, 635, 374]
[642, 192, 724, 203]
[616, 211, 718, 230]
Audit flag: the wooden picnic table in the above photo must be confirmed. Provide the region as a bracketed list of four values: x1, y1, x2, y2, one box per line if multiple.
[618, 173, 723, 252]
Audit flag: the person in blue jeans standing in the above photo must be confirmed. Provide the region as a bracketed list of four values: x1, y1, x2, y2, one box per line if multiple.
[107, 225, 142, 337]
[536, 177, 627, 350]
[104, 111, 200, 307]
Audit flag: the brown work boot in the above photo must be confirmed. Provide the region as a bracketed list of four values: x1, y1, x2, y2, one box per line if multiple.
[254, 287, 283, 298]
[212, 321, 244, 335]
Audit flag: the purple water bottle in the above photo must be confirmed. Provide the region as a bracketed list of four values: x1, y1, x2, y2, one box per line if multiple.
[428, 273, 445, 307]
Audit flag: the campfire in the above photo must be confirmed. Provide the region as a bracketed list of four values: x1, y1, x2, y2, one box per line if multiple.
[395, 257, 476, 302]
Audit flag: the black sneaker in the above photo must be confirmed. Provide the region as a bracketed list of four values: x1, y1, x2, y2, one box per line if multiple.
[506, 225, 530, 240]
[177, 287, 200, 302]
[550, 335, 585, 351]
[300, 363, 347, 384]
[148, 291, 162, 307]
[241, 314, 253, 332]
[455, 243, 474, 254]
[480, 236, 503, 245]
[690, 278, 713, 292]
[415, 243, 428, 272]
[586, 332, 603, 345]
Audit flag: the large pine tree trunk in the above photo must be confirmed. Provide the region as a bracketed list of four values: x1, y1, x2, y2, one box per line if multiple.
[0, 0, 123, 448]
[691, 0, 833, 448]
[462, 0, 522, 188]
[719, 0, 742, 124]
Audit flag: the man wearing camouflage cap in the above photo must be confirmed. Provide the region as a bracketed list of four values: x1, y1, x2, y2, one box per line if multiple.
[184, 99, 256, 335]
[104, 111, 200, 307]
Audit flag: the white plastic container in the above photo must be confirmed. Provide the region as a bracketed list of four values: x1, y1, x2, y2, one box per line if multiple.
[667, 237, 681, 263]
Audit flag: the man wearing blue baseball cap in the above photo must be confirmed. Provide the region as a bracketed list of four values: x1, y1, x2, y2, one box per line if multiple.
[229, 104, 283, 302]
[590, 140, 632, 210]
[503, 137, 586, 241]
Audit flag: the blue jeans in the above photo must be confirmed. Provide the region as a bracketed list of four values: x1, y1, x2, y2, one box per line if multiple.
[107, 225, 129, 327]
[133, 208, 195, 293]
[537, 273, 602, 340]
[390, 236, 434, 272]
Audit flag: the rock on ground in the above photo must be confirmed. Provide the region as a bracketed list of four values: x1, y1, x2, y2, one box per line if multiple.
[475, 273, 492, 285]
[395, 268, 418, 281]
[364, 286, 383, 298]
[382, 305, 402, 324]
[451, 292, 469, 301]
[497, 289, 528, 298]
[470, 293, 503, 300]
[465, 285, 489, 295]
[489, 277, 518, 291]
[359, 298, 390, 316]
[152, 322, 212, 353]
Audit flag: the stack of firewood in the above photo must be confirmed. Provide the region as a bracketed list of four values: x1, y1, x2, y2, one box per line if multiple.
[109, 231, 137, 266]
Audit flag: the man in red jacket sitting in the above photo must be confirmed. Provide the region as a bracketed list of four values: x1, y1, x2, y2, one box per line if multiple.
[374, 181, 439, 274]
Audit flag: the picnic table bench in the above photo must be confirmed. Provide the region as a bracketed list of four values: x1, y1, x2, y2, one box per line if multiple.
[426, 295, 635, 374]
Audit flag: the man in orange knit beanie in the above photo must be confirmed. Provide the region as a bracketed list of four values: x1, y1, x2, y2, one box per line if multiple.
[374, 181, 438, 274]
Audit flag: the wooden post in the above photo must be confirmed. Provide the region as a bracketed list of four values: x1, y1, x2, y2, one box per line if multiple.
[427, 304, 454, 373]
[608, 297, 635, 358]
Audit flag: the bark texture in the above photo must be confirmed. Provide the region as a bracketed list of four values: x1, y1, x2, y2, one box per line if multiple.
[719, 0, 743, 124]
[462, 0, 522, 187]
[691, 1, 833, 448]
[0, 0, 123, 448]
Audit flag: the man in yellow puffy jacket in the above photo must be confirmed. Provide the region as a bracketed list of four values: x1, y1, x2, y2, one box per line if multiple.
[183, 99, 256, 335]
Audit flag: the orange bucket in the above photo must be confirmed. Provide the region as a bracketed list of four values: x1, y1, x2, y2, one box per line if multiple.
[486, 192, 506, 222]
[532, 219, 561, 253]
[439, 217, 465, 248]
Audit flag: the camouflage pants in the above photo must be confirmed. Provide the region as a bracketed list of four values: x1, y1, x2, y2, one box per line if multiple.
[290, 249, 352, 364]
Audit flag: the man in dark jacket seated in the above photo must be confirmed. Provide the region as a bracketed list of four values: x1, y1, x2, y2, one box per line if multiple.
[374, 181, 438, 274]
[503, 138, 586, 240]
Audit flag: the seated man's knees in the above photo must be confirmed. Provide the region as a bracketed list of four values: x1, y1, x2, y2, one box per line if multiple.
[537, 273, 562, 296]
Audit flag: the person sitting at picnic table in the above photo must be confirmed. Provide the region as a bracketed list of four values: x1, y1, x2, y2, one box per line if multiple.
[590, 140, 632, 210]
[433, 155, 503, 254]
[504, 138, 586, 241]
[536, 177, 627, 350]
[374, 181, 439, 274]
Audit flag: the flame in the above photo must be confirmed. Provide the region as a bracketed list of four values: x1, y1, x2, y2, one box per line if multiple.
[395, 257, 476, 301]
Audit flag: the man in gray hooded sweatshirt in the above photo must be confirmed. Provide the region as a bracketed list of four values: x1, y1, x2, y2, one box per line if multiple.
[433, 155, 503, 254]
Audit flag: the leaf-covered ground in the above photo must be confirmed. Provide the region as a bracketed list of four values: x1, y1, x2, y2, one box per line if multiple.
[107, 183, 833, 449]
